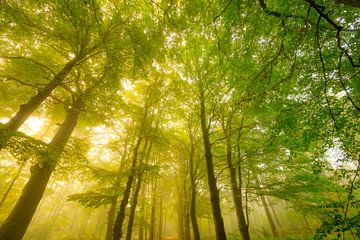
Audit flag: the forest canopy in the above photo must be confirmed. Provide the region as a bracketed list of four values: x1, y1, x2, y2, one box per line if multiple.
[0, 0, 359, 240]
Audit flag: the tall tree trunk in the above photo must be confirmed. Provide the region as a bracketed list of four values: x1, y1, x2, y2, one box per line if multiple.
[226, 142, 250, 240]
[158, 190, 164, 240]
[138, 184, 146, 240]
[189, 145, 201, 240]
[199, 90, 227, 240]
[149, 179, 157, 240]
[125, 174, 143, 240]
[0, 58, 80, 150]
[105, 140, 132, 240]
[106, 198, 119, 240]
[0, 100, 81, 240]
[183, 183, 191, 240]
[221, 114, 251, 240]
[126, 135, 153, 240]
[113, 136, 143, 240]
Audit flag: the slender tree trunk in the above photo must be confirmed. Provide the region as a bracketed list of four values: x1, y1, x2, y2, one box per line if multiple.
[176, 171, 186, 240]
[158, 190, 164, 240]
[106, 140, 132, 240]
[0, 101, 81, 240]
[138, 184, 146, 240]
[0, 58, 80, 150]
[260, 195, 279, 237]
[226, 145, 250, 240]
[184, 184, 191, 240]
[126, 135, 153, 240]
[149, 180, 157, 240]
[189, 146, 201, 240]
[199, 90, 227, 240]
[113, 136, 143, 240]
[0, 163, 24, 209]
[125, 174, 143, 240]
[106, 198, 119, 240]
[221, 115, 251, 240]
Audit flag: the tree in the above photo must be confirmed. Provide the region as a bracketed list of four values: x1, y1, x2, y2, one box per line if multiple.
[0, 96, 83, 240]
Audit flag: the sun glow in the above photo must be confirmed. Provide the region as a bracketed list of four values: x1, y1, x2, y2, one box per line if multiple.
[20, 117, 46, 137]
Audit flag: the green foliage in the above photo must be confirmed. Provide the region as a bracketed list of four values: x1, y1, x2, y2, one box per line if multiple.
[67, 191, 114, 208]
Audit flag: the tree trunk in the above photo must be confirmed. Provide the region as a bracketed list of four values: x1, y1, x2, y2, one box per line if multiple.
[158, 190, 164, 240]
[0, 102, 81, 240]
[138, 184, 146, 240]
[113, 136, 143, 240]
[226, 143, 250, 240]
[106, 139, 132, 240]
[335, 0, 360, 8]
[149, 180, 157, 240]
[221, 115, 251, 240]
[199, 90, 227, 240]
[106, 198, 119, 240]
[6, 59, 78, 129]
[189, 145, 201, 240]
[125, 174, 143, 240]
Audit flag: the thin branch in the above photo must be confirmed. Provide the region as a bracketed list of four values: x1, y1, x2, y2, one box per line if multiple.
[0, 55, 56, 74]
[304, 0, 360, 68]
[315, 16, 341, 136]
[0, 75, 39, 88]
[337, 52, 360, 111]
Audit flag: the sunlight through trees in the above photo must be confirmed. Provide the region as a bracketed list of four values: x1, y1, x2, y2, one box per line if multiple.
[0, 0, 359, 240]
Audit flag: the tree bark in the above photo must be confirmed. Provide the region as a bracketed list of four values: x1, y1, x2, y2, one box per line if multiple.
[226, 140, 250, 240]
[106, 198, 119, 240]
[221, 115, 251, 240]
[158, 190, 164, 240]
[199, 89, 227, 240]
[112, 136, 143, 240]
[149, 179, 157, 240]
[189, 145, 201, 240]
[105, 140, 132, 240]
[0, 100, 81, 240]
[335, 0, 360, 8]
[0, 58, 80, 150]
[138, 184, 146, 240]
[125, 174, 143, 240]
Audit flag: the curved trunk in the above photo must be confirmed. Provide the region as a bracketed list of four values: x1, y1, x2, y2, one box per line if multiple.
[222, 118, 251, 240]
[226, 139, 250, 240]
[125, 174, 143, 240]
[199, 91, 227, 240]
[0, 103, 81, 240]
[105, 198, 119, 240]
[112, 136, 143, 240]
[0, 58, 79, 151]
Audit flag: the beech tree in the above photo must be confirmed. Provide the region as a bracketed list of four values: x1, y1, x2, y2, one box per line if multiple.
[0, 0, 359, 240]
